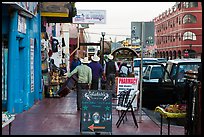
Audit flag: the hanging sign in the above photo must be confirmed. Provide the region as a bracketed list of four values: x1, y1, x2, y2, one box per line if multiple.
[73, 10, 106, 24]
[30, 38, 35, 92]
[18, 15, 26, 34]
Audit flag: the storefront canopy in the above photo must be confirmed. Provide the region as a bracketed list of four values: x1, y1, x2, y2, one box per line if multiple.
[40, 2, 76, 23]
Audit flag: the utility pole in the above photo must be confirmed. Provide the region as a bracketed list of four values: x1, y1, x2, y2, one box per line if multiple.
[139, 22, 144, 123]
[101, 32, 105, 67]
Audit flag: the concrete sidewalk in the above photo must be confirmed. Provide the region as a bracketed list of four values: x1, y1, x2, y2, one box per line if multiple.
[2, 91, 185, 135]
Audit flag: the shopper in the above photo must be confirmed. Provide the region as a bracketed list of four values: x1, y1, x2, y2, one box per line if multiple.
[70, 54, 81, 72]
[88, 54, 104, 90]
[67, 57, 92, 110]
[104, 54, 119, 96]
[118, 61, 130, 77]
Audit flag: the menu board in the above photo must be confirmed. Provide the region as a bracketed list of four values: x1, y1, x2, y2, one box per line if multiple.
[80, 90, 112, 134]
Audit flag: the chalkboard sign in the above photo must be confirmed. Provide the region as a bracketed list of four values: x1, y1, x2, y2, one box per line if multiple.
[80, 90, 112, 134]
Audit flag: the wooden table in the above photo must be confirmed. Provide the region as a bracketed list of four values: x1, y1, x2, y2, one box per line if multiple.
[155, 106, 186, 135]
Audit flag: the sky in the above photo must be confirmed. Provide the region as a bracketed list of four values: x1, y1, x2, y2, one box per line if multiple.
[75, 2, 176, 43]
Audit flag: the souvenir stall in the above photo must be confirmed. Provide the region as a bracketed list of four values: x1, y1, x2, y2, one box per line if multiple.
[41, 31, 68, 98]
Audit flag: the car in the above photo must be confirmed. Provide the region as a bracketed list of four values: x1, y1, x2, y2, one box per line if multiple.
[142, 58, 201, 109]
[143, 64, 165, 83]
[156, 58, 167, 63]
[133, 58, 158, 77]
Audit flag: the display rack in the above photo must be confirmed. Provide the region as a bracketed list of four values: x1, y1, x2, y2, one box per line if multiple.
[155, 106, 186, 135]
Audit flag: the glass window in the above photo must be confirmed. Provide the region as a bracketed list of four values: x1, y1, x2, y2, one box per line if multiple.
[183, 31, 196, 41]
[144, 66, 151, 78]
[184, 2, 198, 8]
[150, 67, 164, 79]
[183, 14, 197, 24]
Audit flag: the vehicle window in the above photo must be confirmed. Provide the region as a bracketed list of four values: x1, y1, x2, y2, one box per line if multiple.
[134, 60, 140, 67]
[177, 65, 185, 81]
[150, 67, 164, 79]
[144, 66, 151, 78]
[177, 64, 200, 82]
[170, 64, 178, 80]
[134, 59, 158, 67]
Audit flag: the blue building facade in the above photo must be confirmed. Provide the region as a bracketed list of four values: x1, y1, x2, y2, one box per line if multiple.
[2, 2, 42, 114]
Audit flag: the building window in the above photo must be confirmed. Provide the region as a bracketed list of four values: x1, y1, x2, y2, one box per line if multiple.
[183, 31, 196, 41]
[179, 33, 181, 41]
[183, 2, 198, 8]
[183, 14, 197, 24]
[178, 17, 181, 25]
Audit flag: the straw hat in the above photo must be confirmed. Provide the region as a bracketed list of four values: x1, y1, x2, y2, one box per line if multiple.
[107, 54, 114, 60]
[91, 55, 100, 62]
[81, 57, 90, 64]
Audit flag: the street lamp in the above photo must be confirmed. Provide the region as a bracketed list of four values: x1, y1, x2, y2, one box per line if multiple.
[101, 32, 105, 67]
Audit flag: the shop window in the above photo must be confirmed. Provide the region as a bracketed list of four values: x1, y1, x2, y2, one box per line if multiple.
[183, 14, 197, 24]
[183, 31, 196, 41]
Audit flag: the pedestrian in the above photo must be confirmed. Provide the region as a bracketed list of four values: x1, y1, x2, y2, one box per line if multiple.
[88, 54, 104, 90]
[67, 57, 92, 110]
[70, 54, 81, 72]
[118, 61, 130, 77]
[104, 54, 119, 96]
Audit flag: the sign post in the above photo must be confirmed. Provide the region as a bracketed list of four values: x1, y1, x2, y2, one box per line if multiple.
[80, 90, 112, 135]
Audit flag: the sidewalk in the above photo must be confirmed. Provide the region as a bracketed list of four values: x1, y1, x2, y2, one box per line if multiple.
[2, 91, 185, 135]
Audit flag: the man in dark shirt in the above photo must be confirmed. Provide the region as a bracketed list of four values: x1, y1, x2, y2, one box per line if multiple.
[88, 55, 104, 90]
[104, 54, 119, 96]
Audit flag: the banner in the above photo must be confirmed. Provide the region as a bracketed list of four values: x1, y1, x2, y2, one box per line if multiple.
[73, 10, 106, 24]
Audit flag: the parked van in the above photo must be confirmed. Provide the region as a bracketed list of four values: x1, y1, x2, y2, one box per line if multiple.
[133, 58, 158, 77]
[142, 58, 201, 109]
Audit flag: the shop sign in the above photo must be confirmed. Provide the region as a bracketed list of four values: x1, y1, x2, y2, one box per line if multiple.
[116, 77, 139, 108]
[30, 38, 34, 92]
[80, 90, 112, 134]
[18, 15, 26, 34]
[73, 10, 106, 24]
[3, 2, 38, 16]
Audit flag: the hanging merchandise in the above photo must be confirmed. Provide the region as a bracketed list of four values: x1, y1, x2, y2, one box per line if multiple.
[51, 38, 59, 52]
[42, 60, 49, 73]
[62, 37, 66, 47]
[48, 49, 53, 57]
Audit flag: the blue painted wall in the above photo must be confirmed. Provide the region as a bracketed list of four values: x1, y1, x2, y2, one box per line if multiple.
[2, 4, 42, 114]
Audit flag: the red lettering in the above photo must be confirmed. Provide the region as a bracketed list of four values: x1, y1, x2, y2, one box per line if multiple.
[118, 78, 137, 84]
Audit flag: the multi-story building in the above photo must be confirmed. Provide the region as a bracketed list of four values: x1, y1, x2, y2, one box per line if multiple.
[153, 2, 202, 59]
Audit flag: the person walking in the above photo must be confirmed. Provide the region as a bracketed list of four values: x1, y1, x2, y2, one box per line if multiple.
[118, 61, 130, 77]
[70, 54, 81, 72]
[104, 54, 119, 96]
[88, 54, 104, 90]
[67, 57, 92, 110]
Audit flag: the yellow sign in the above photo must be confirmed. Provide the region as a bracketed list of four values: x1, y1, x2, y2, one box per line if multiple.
[40, 2, 69, 17]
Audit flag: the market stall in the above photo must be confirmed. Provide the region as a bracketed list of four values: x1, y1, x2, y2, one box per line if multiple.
[155, 105, 186, 135]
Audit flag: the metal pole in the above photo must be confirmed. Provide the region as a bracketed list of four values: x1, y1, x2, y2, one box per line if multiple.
[101, 32, 105, 67]
[139, 22, 144, 122]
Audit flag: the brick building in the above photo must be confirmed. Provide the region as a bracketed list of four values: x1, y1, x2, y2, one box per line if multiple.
[153, 2, 202, 59]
